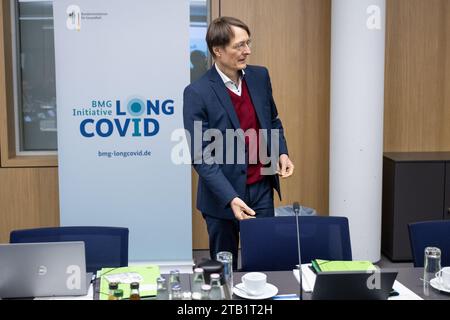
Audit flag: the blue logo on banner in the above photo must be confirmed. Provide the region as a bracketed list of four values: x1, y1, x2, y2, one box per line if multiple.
[127, 98, 146, 116]
[75, 97, 175, 138]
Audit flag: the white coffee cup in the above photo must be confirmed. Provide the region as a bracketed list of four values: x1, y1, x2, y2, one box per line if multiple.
[241, 272, 267, 296]
[435, 267, 450, 290]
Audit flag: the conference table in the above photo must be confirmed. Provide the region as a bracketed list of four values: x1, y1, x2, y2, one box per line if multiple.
[93, 267, 450, 300]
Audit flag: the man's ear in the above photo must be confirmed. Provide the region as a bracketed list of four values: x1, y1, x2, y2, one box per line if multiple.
[213, 46, 222, 58]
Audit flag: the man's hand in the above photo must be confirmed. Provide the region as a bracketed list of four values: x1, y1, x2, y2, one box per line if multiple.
[277, 154, 294, 178]
[230, 197, 256, 221]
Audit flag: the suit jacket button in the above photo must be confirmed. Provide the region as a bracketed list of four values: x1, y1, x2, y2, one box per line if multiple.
[241, 169, 246, 174]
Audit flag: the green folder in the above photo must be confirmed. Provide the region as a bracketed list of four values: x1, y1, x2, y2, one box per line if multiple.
[97, 265, 160, 300]
[311, 259, 376, 273]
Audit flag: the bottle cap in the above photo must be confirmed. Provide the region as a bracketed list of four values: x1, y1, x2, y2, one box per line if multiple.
[130, 282, 139, 289]
[201, 284, 211, 291]
[113, 289, 124, 298]
[108, 282, 119, 290]
[172, 284, 181, 290]
[197, 260, 224, 283]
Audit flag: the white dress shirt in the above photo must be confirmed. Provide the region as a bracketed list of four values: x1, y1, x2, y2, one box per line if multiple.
[215, 64, 246, 96]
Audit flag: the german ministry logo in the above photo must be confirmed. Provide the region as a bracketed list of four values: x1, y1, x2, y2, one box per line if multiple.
[66, 5, 81, 31]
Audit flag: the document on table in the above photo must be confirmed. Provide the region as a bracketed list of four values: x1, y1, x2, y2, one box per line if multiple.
[97, 265, 160, 300]
[293, 264, 316, 292]
[390, 281, 423, 300]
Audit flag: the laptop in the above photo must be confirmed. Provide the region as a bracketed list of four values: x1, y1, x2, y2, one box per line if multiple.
[311, 270, 398, 300]
[0, 242, 91, 299]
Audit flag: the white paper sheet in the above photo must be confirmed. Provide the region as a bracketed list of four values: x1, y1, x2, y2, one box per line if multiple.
[293, 264, 316, 292]
[389, 281, 423, 300]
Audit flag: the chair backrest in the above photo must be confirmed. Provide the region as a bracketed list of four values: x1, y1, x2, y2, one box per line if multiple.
[240, 216, 352, 271]
[275, 205, 316, 217]
[10, 226, 129, 273]
[408, 220, 450, 267]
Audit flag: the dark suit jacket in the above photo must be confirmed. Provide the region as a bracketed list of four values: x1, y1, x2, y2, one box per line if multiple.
[183, 65, 288, 220]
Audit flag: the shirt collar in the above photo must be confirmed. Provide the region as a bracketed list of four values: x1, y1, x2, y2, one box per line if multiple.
[215, 63, 245, 85]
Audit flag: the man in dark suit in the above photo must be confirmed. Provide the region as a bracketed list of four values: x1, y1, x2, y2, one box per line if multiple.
[183, 17, 294, 269]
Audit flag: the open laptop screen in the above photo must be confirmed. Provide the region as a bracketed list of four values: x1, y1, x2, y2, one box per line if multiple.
[311, 270, 398, 300]
[0, 241, 89, 298]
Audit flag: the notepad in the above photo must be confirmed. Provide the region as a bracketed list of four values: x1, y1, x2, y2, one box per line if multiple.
[311, 259, 376, 273]
[97, 265, 160, 300]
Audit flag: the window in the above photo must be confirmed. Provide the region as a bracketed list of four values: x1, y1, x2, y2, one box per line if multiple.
[190, 0, 209, 82]
[12, 0, 56, 153]
[6, 0, 210, 156]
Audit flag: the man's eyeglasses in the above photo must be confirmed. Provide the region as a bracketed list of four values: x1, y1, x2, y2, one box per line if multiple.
[231, 39, 252, 51]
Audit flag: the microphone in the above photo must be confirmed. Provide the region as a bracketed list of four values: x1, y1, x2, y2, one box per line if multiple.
[293, 202, 303, 300]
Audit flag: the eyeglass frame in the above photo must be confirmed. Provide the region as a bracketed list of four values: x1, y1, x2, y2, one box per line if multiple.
[230, 39, 252, 51]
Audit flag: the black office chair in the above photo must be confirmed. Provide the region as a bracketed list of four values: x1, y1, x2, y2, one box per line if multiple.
[408, 220, 450, 267]
[240, 216, 352, 271]
[10, 226, 129, 273]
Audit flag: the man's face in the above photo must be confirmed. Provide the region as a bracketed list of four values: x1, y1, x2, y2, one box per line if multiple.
[214, 26, 251, 72]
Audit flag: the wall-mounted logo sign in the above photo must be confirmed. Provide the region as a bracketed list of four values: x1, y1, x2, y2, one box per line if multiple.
[67, 5, 81, 31]
[366, 5, 382, 30]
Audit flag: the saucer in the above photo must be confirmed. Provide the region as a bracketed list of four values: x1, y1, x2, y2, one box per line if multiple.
[233, 282, 278, 300]
[430, 277, 450, 293]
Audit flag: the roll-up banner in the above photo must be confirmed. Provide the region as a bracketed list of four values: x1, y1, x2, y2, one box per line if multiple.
[53, 0, 191, 262]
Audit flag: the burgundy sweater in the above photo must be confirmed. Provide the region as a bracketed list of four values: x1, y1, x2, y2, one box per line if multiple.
[227, 80, 264, 185]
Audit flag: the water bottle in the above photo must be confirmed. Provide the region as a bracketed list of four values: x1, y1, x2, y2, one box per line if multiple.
[171, 284, 182, 300]
[209, 273, 224, 300]
[200, 284, 211, 300]
[156, 276, 169, 300]
[168, 270, 180, 299]
[191, 267, 205, 300]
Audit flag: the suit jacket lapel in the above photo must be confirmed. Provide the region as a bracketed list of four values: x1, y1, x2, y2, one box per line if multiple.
[243, 68, 268, 129]
[208, 67, 241, 130]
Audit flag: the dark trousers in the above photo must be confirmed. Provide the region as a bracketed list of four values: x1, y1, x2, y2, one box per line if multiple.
[203, 177, 274, 270]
